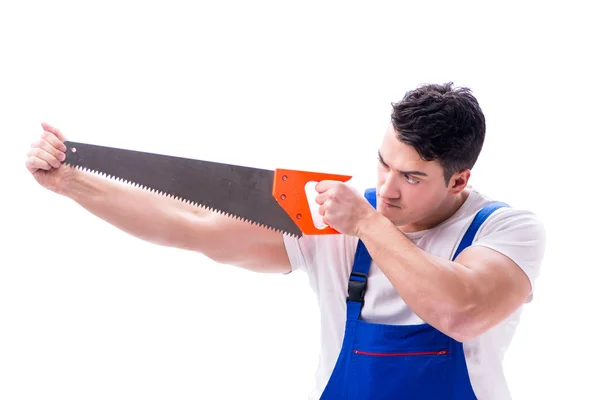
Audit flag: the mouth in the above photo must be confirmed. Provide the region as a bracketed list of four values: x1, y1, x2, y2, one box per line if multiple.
[379, 197, 401, 209]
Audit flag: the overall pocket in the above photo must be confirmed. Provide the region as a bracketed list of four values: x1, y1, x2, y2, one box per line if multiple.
[353, 349, 449, 357]
[350, 347, 453, 400]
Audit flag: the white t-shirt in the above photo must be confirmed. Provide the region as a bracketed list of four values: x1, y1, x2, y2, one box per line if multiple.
[283, 187, 546, 400]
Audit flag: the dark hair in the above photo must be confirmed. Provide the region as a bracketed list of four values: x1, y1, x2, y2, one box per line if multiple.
[391, 82, 485, 185]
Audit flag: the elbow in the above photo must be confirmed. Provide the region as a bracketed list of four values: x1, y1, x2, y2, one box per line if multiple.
[440, 304, 484, 343]
[445, 317, 481, 343]
[192, 244, 235, 265]
[438, 277, 487, 342]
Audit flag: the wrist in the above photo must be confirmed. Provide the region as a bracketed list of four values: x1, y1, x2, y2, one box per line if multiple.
[58, 167, 97, 200]
[356, 208, 385, 239]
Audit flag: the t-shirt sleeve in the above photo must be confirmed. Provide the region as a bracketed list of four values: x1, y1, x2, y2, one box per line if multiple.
[282, 234, 306, 273]
[472, 207, 547, 302]
[282, 234, 319, 273]
[282, 232, 349, 277]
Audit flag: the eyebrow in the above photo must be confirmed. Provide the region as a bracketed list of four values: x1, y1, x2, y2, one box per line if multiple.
[378, 151, 429, 177]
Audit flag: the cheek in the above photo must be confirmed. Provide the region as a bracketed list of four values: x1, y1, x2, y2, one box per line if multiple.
[401, 187, 423, 208]
[403, 184, 437, 207]
[407, 185, 446, 212]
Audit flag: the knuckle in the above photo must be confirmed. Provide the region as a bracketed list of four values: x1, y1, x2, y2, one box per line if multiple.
[49, 154, 60, 166]
[34, 148, 45, 158]
[51, 145, 64, 159]
[26, 158, 39, 170]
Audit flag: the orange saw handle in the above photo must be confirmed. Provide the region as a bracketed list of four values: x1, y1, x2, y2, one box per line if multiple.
[273, 168, 352, 235]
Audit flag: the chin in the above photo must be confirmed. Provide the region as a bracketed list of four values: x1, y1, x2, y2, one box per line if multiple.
[378, 208, 403, 225]
[389, 217, 407, 227]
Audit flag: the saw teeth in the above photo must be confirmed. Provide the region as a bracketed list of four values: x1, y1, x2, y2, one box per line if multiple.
[63, 162, 301, 239]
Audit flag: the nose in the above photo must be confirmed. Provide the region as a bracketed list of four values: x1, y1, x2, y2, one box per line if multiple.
[379, 172, 401, 200]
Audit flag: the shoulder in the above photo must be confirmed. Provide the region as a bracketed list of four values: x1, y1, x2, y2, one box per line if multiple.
[466, 188, 546, 243]
[464, 188, 547, 300]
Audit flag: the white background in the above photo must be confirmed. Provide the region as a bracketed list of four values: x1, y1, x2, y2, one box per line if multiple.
[1, 1, 598, 399]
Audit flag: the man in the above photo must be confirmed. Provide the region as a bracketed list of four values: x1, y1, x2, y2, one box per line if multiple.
[25, 82, 546, 399]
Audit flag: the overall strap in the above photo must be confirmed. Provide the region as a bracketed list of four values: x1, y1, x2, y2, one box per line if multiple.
[346, 188, 377, 321]
[451, 201, 510, 261]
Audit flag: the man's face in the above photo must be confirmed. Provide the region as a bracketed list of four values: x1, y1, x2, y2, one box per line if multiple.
[376, 123, 455, 232]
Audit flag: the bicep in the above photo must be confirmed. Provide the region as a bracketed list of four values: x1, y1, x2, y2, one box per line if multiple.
[455, 245, 531, 333]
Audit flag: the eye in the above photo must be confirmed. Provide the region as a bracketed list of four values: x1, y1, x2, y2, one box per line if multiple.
[377, 155, 388, 168]
[405, 174, 419, 184]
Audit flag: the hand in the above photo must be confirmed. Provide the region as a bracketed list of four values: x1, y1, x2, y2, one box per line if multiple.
[314, 181, 378, 236]
[25, 122, 75, 194]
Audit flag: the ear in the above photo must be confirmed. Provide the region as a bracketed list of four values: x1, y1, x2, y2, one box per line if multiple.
[448, 169, 471, 194]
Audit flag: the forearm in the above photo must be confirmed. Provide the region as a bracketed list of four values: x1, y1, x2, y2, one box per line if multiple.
[59, 168, 290, 272]
[61, 168, 208, 250]
[357, 214, 476, 338]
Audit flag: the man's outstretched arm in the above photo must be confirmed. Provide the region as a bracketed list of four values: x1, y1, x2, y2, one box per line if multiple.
[26, 123, 291, 274]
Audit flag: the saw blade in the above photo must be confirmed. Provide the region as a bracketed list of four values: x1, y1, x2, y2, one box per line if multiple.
[62, 141, 303, 238]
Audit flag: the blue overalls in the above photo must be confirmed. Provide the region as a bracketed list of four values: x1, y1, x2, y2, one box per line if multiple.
[320, 188, 509, 399]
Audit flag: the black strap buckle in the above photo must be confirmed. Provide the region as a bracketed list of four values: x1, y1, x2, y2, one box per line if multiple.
[347, 272, 368, 303]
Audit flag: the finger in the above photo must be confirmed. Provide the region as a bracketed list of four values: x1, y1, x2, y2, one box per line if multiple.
[318, 198, 332, 216]
[41, 122, 67, 142]
[318, 203, 326, 216]
[31, 139, 66, 168]
[27, 147, 61, 169]
[315, 192, 328, 206]
[315, 180, 337, 193]
[27, 147, 62, 169]
[34, 136, 66, 162]
[41, 129, 67, 152]
[25, 155, 51, 172]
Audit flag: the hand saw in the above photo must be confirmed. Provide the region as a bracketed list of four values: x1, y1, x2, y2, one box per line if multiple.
[62, 141, 352, 238]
